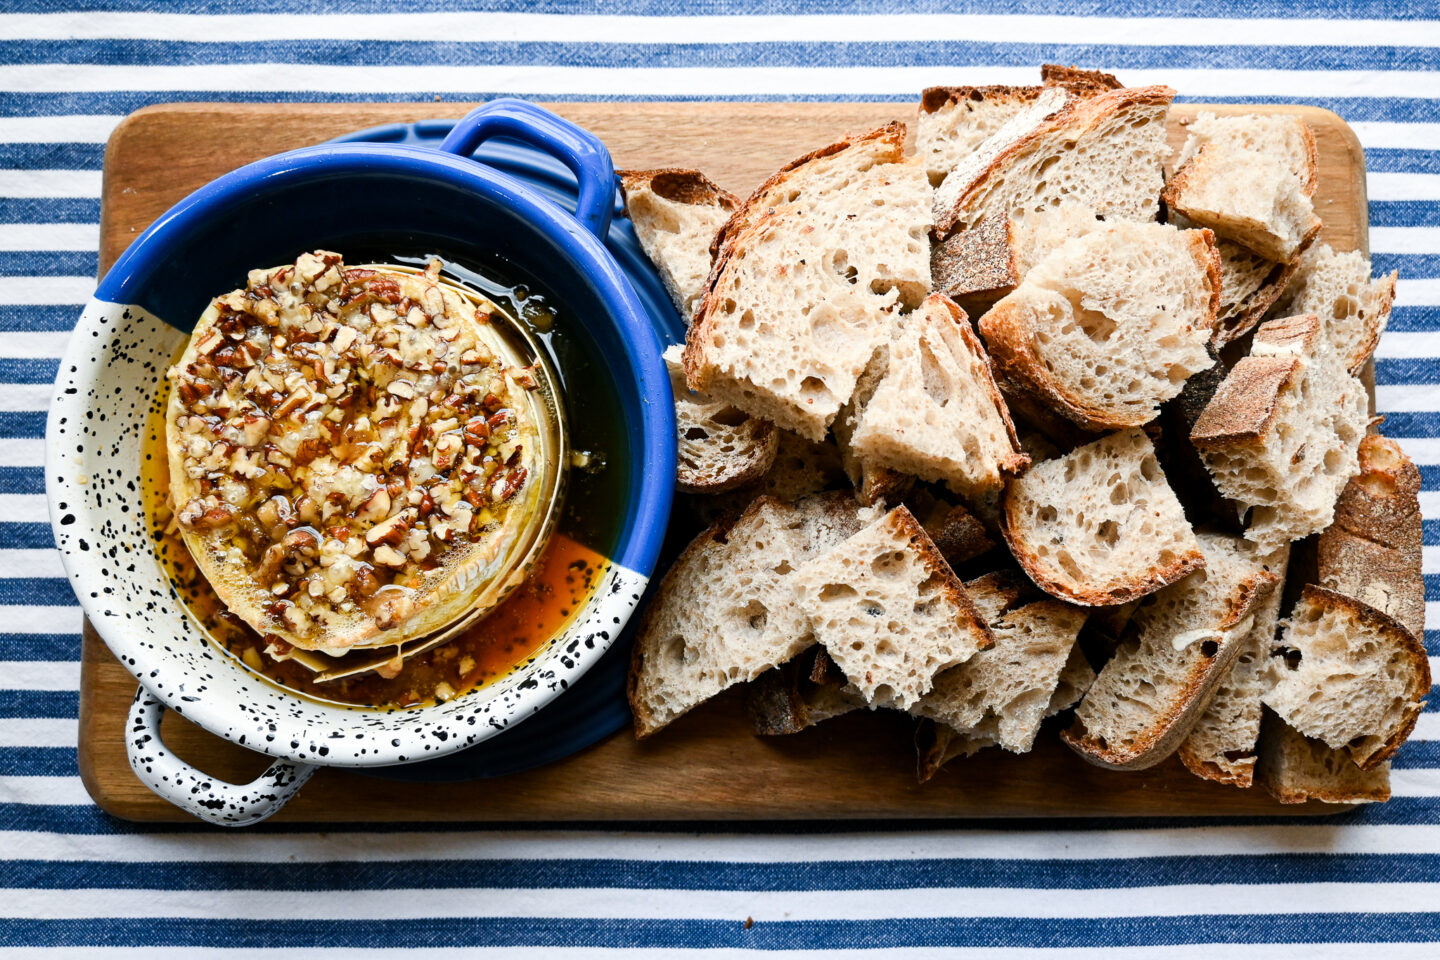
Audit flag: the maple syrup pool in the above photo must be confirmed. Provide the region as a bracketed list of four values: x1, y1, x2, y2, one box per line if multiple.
[142, 253, 632, 709]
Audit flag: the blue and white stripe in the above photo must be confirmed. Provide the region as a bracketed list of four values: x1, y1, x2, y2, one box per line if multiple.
[2, 1, 1440, 953]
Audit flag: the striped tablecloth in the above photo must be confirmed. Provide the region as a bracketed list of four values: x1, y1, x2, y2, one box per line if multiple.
[3, 2, 1439, 954]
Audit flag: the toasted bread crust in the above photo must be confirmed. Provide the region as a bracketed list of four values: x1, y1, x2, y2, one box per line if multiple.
[1041, 64, 1124, 96]
[936, 294, 1028, 476]
[1346, 270, 1398, 377]
[1211, 235, 1313, 350]
[1257, 709, 1392, 804]
[889, 505, 996, 654]
[920, 84, 1046, 115]
[931, 214, 1020, 301]
[936, 84, 1176, 237]
[1189, 356, 1300, 446]
[1062, 569, 1280, 769]
[618, 167, 739, 211]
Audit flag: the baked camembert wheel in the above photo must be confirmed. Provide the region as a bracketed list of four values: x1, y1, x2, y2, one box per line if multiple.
[166, 251, 545, 655]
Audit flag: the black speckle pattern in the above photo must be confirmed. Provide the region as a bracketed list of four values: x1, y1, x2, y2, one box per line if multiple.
[50, 300, 651, 822]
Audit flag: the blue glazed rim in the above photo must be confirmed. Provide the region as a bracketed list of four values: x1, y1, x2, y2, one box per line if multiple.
[78, 104, 679, 781]
[324, 118, 687, 782]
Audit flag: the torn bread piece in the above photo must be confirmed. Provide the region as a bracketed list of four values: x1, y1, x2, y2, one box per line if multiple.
[1208, 236, 1304, 350]
[685, 123, 931, 441]
[904, 488, 996, 569]
[628, 492, 872, 738]
[918, 85, 1063, 188]
[1177, 544, 1291, 787]
[979, 222, 1220, 432]
[935, 84, 1174, 239]
[1063, 533, 1282, 771]
[746, 645, 865, 736]
[1264, 585, 1430, 770]
[663, 344, 778, 494]
[794, 506, 992, 709]
[1256, 708, 1392, 805]
[692, 429, 849, 525]
[1191, 314, 1369, 548]
[1162, 142, 1321, 264]
[1316, 434, 1424, 639]
[1175, 111, 1319, 197]
[1001, 429, 1204, 606]
[1041, 63, 1125, 95]
[620, 168, 738, 320]
[1271, 242, 1398, 376]
[932, 202, 1105, 305]
[844, 293, 1028, 500]
[831, 343, 914, 507]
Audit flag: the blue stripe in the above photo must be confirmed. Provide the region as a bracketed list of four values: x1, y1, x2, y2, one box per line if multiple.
[0, 691, 78, 720]
[0, 251, 96, 278]
[0, 580, 79, 606]
[0, 467, 44, 494]
[0, 0, 1432, 17]
[0, 198, 99, 224]
[0, 143, 103, 171]
[3, 747, 75, 777]
[1377, 358, 1440, 385]
[7, 852, 1440, 893]
[1388, 307, 1440, 333]
[0, 634, 81, 662]
[6, 91, 1440, 122]
[0, 306, 83, 333]
[0, 412, 46, 437]
[1372, 253, 1440, 278]
[1373, 411, 1440, 438]
[1367, 148, 1440, 176]
[2, 525, 55, 550]
[2, 39, 1435, 71]
[1372, 202, 1440, 228]
[2, 912, 1440, 948]
[1391, 741, 1440, 769]
[0, 359, 59, 384]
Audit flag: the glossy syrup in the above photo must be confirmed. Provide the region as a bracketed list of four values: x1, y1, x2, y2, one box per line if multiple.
[141, 255, 629, 709]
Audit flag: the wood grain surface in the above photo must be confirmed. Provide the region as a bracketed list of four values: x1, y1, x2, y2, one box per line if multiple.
[82, 101, 1370, 822]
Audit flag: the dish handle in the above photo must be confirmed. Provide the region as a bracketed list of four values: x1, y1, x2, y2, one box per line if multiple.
[126, 688, 317, 827]
[438, 98, 616, 239]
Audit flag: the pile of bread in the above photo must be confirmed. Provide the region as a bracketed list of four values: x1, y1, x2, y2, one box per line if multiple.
[619, 65, 1425, 805]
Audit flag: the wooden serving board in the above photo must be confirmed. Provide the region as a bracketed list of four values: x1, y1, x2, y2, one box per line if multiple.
[81, 101, 1370, 822]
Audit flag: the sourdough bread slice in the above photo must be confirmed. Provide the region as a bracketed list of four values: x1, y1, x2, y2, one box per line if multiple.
[935, 84, 1175, 238]
[1063, 533, 1282, 770]
[1177, 544, 1291, 787]
[905, 490, 996, 569]
[832, 342, 914, 507]
[694, 429, 850, 525]
[628, 492, 871, 737]
[932, 202, 1105, 304]
[794, 506, 993, 708]
[1264, 585, 1431, 770]
[663, 345, 778, 494]
[1316, 435, 1424, 638]
[1162, 143, 1321, 264]
[1256, 709, 1392, 805]
[1191, 314, 1369, 548]
[979, 222, 1221, 431]
[911, 597, 1089, 756]
[1209, 237, 1303, 349]
[685, 123, 932, 440]
[1175, 111, 1319, 197]
[918, 85, 1061, 188]
[620, 168, 738, 320]
[1041, 64, 1124, 96]
[746, 645, 865, 736]
[844, 293, 1029, 499]
[1001, 429, 1205, 606]
[1271, 242, 1398, 376]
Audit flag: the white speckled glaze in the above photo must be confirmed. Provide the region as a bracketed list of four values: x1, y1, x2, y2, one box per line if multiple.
[49, 300, 649, 826]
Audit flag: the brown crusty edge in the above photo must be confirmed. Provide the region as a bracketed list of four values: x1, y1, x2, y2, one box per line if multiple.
[685, 121, 908, 396]
[617, 167, 739, 213]
[1317, 434, 1425, 638]
[936, 294, 1029, 476]
[1284, 585, 1432, 771]
[922, 502, 996, 568]
[1211, 234, 1315, 350]
[745, 645, 862, 736]
[979, 228, 1222, 433]
[1256, 708, 1392, 804]
[931, 214, 1020, 302]
[936, 84, 1176, 237]
[1061, 568, 1282, 769]
[1041, 63, 1124, 96]
[885, 505, 997, 654]
[675, 414, 778, 495]
[1189, 357, 1300, 447]
[1345, 269, 1399, 377]
[920, 84, 1047, 115]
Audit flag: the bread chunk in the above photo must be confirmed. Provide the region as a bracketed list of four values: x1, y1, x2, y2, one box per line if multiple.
[935, 84, 1174, 238]
[1175, 111, 1319, 197]
[1191, 314, 1369, 548]
[1316, 435, 1424, 638]
[932, 202, 1106, 303]
[1264, 585, 1430, 770]
[745, 645, 865, 736]
[1271, 242, 1397, 375]
[1163, 143, 1321, 263]
[918, 85, 1062, 188]
[1256, 709, 1392, 805]
[663, 345, 777, 494]
[1040, 64, 1125, 96]
[1063, 533, 1282, 770]
[685, 123, 931, 440]
[980, 222, 1220, 431]
[1001, 429, 1204, 605]
[620, 168, 738, 321]
[1207, 236, 1302, 349]
[692, 429, 849, 525]
[795, 506, 992, 708]
[1177, 545, 1291, 787]
[912, 598, 1088, 756]
[845, 293, 1028, 499]
[628, 493, 871, 738]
